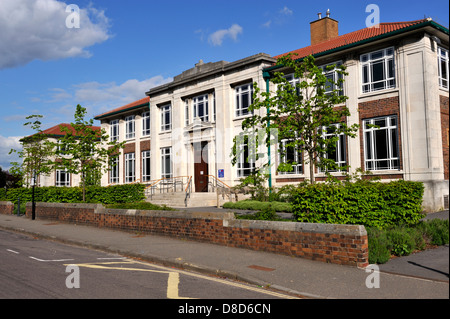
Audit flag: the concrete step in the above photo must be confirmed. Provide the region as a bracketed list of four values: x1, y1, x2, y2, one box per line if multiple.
[146, 192, 228, 208]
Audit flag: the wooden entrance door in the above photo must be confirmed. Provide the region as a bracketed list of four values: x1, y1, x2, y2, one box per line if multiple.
[194, 142, 208, 192]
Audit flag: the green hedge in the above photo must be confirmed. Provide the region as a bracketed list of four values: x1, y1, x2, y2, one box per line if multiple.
[4, 184, 145, 205]
[223, 200, 292, 213]
[292, 180, 424, 229]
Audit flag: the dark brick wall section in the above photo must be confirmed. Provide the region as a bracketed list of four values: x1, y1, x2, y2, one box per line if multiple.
[441, 95, 449, 180]
[4, 202, 370, 268]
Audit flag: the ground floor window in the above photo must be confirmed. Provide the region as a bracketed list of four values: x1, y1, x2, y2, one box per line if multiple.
[319, 124, 347, 172]
[142, 150, 151, 182]
[125, 153, 135, 183]
[161, 147, 172, 179]
[363, 115, 399, 170]
[109, 156, 119, 184]
[237, 142, 256, 177]
[278, 138, 303, 174]
[55, 170, 70, 187]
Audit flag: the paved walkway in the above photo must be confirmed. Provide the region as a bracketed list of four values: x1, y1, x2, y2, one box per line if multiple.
[0, 210, 448, 299]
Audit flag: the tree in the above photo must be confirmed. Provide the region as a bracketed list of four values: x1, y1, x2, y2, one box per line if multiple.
[235, 54, 359, 184]
[9, 115, 55, 187]
[56, 104, 124, 201]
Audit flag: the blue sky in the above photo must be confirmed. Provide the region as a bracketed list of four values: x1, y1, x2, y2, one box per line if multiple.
[0, 0, 448, 169]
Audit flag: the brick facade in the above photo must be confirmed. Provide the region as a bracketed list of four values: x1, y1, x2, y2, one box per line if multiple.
[7, 202, 369, 268]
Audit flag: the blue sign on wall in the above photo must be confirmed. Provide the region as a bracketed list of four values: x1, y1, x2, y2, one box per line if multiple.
[218, 169, 224, 178]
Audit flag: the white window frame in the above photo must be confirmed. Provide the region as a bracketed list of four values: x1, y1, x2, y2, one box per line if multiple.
[142, 150, 151, 182]
[193, 94, 209, 122]
[236, 142, 256, 178]
[161, 147, 172, 179]
[363, 115, 400, 171]
[55, 169, 70, 187]
[319, 124, 347, 172]
[278, 138, 303, 175]
[235, 83, 253, 117]
[142, 111, 150, 136]
[438, 46, 449, 90]
[319, 61, 344, 96]
[125, 115, 135, 139]
[185, 100, 190, 126]
[161, 104, 172, 132]
[361, 47, 396, 93]
[109, 156, 119, 184]
[125, 153, 135, 183]
[110, 119, 119, 142]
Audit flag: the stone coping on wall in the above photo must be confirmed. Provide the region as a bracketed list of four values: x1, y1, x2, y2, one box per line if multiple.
[0, 201, 369, 267]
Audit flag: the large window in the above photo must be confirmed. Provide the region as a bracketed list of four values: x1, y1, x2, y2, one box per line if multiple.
[142, 111, 150, 136]
[320, 124, 347, 172]
[235, 83, 253, 117]
[142, 150, 151, 182]
[193, 94, 209, 122]
[125, 153, 135, 183]
[109, 156, 119, 184]
[125, 115, 135, 139]
[161, 104, 171, 131]
[319, 61, 343, 96]
[363, 115, 399, 171]
[161, 147, 172, 179]
[278, 139, 303, 175]
[110, 120, 119, 142]
[236, 142, 256, 177]
[55, 170, 70, 187]
[361, 47, 395, 93]
[438, 46, 449, 89]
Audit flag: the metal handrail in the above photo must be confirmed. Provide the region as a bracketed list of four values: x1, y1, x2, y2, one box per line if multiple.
[184, 176, 192, 207]
[144, 176, 191, 199]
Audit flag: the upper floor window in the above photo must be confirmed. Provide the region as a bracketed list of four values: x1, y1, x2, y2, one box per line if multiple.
[193, 94, 209, 122]
[235, 83, 253, 117]
[438, 46, 449, 89]
[361, 47, 395, 93]
[319, 61, 344, 96]
[161, 104, 171, 132]
[125, 115, 135, 139]
[142, 111, 150, 136]
[110, 119, 119, 142]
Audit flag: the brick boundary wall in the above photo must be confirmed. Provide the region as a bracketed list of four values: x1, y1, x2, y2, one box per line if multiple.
[0, 201, 14, 215]
[0, 201, 369, 268]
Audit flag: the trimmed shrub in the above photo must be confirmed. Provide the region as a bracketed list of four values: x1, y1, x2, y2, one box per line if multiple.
[292, 180, 424, 229]
[223, 200, 292, 213]
[5, 184, 146, 205]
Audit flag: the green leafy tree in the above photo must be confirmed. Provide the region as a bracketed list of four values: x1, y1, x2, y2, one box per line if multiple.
[235, 54, 359, 184]
[56, 105, 124, 201]
[9, 115, 55, 187]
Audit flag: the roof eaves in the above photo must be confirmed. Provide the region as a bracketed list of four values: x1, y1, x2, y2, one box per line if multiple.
[264, 19, 448, 75]
[94, 101, 150, 120]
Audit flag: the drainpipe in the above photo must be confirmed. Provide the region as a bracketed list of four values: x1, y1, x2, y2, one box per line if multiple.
[263, 72, 272, 192]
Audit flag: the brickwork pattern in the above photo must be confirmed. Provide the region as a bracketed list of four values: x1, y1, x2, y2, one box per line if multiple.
[0, 202, 371, 268]
[440, 95, 449, 180]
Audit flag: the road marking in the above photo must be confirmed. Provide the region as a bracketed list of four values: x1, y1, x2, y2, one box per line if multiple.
[29, 256, 75, 262]
[96, 257, 127, 260]
[6, 249, 19, 254]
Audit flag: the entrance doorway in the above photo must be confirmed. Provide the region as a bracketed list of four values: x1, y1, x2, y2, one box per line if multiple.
[194, 142, 209, 192]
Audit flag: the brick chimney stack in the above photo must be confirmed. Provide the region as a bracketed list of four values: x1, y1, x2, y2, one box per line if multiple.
[310, 10, 339, 45]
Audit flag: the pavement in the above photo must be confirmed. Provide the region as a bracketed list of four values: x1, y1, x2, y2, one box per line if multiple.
[0, 209, 448, 299]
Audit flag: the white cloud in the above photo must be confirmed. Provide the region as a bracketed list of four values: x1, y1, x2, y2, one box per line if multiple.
[0, 135, 22, 170]
[208, 24, 243, 46]
[279, 6, 293, 16]
[0, 0, 111, 69]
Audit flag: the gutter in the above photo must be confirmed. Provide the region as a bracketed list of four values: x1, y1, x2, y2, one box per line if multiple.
[94, 102, 150, 120]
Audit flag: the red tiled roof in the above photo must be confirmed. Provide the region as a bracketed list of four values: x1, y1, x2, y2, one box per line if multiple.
[274, 19, 431, 60]
[40, 123, 100, 137]
[94, 96, 150, 119]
